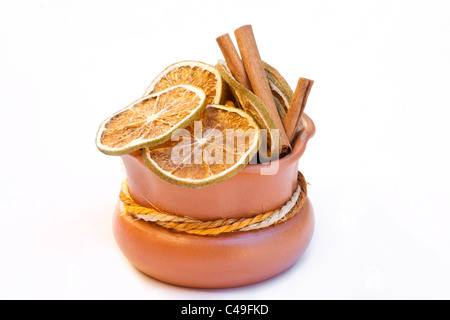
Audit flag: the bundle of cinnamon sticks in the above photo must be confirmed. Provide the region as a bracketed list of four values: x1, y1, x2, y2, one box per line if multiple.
[216, 25, 313, 155]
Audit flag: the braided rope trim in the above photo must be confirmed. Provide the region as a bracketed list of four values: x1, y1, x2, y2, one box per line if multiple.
[119, 171, 307, 236]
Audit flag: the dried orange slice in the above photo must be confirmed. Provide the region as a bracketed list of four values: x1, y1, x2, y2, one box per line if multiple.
[143, 60, 225, 105]
[96, 85, 206, 156]
[142, 104, 259, 188]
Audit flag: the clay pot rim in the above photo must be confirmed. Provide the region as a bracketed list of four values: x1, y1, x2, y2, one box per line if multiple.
[242, 113, 315, 174]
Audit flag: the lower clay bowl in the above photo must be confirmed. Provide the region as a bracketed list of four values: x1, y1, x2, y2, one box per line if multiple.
[112, 197, 314, 288]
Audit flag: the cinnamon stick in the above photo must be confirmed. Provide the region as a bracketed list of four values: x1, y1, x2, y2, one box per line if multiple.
[294, 79, 314, 134]
[284, 77, 310, 143]
[216, 33, 252, 91]
[234, 25, 291, 152]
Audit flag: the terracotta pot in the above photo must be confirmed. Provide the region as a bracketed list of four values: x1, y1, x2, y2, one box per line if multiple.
[112, 114, 316, 288]
[121, 114, 315, 220]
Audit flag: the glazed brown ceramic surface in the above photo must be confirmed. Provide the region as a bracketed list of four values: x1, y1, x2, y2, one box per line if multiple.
[113, 197, 315, 289]
[121, 114, 315, 220]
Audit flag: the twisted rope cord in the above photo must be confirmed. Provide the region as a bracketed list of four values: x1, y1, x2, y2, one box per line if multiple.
[119, 171, 307, 236]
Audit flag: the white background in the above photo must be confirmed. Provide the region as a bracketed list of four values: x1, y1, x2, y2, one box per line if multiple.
[1, 0, 449, 300]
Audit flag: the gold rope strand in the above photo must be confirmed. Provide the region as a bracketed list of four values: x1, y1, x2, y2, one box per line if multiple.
[119, 171, 307, 236]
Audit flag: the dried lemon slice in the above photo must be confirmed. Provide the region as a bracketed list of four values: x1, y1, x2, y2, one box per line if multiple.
[143, 60, 225, 105]
[265, 62, 293, 122]
[264, 62, 307, 131]
[96, 85, 206, 156]
[271, 85, 288, 122]
[216, 60, 280, 159]
[263, 61, 293, 103]
[142, 104, 259, 188]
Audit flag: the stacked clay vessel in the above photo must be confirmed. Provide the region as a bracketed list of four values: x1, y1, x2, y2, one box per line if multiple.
[113, 115, 316, 288]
